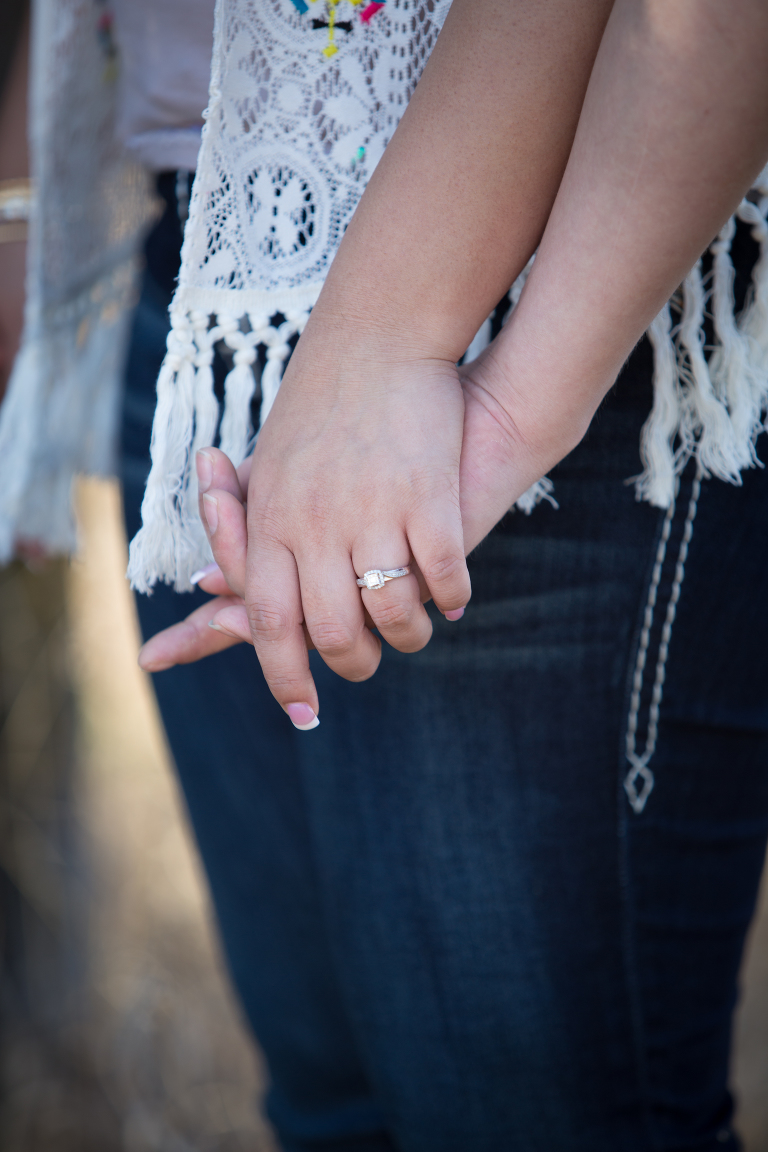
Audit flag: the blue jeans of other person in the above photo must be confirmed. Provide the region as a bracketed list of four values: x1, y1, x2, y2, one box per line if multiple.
[121, 174, 768, 1152]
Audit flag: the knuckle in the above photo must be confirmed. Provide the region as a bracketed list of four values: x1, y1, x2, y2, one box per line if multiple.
[370, 597, 414, 632]
[310, 619, 357, 660]
[267, 672, 311, 696]
[246, 599, 294, 644]
[421, 551, 465, 588]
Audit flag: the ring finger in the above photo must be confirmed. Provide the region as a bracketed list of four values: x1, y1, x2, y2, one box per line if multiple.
[298, 552, 383, 683]
[353, 533, 432, 654]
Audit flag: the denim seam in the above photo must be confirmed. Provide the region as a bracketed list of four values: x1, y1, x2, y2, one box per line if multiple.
[615, 496, 680, 1152]
[623, 466, 703, 814]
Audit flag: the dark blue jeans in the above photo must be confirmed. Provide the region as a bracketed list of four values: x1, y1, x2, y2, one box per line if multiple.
[121, 176, 768, 1152]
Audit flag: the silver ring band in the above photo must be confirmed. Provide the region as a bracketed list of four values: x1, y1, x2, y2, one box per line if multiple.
[357, 567, 411, 590]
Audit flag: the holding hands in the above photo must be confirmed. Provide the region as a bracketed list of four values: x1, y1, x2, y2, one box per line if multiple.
[139, 0, 768, 727]
[137, 317, 594, 722]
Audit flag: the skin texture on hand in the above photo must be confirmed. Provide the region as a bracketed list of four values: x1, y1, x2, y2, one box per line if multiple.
[137, 351, 579, 679]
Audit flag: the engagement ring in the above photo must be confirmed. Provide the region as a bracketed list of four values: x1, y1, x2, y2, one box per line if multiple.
[356, 567, 411, 590]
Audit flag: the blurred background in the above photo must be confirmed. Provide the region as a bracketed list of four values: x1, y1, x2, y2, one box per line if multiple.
[0, 479, 277, 1151]
[0, 477, 765, 1150]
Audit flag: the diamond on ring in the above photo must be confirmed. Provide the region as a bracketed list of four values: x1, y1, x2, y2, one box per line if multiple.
[362, 570, 387, 590]
[357, 567, 410, 590]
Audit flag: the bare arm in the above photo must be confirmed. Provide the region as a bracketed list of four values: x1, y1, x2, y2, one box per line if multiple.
[461, 0, 768, 543]
[312, 0, 615, 361]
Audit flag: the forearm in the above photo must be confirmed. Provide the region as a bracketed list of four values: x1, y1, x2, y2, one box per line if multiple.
[302, 0, 615, 364]
[490, 0, 768, 446]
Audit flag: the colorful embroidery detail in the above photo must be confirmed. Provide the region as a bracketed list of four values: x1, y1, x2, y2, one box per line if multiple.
[360, 2, 385, 22]
[304, 0, 385, 57]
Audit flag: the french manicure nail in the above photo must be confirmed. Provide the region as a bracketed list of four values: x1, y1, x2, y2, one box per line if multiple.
[191, 562, 221, 585]
[208, 620, 236, 636]
[196, 450, 214, 493]
[202, 493, 218, 534]
[286, 702, 320, 731]
[445, 607, 465, 622]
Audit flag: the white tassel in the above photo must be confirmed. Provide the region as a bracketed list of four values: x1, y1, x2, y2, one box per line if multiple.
[635, 305, 683, 507]
[464, 317, 492, 363]
[678, 262, 741, 485]
[737, 196, 768, 425]
[178, 310, 222, 549]
[515, 477, 558, 515]
[217, 312, 258, 464]
[259, 349, 289, 427]
[128, 302, 315, 591]
[127, 310, 203, 592]
[257, 313, 308, 427]
[708, 216, 759, 466]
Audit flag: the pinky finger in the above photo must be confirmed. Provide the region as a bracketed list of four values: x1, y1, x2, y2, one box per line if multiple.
[139, 595, 245, 671]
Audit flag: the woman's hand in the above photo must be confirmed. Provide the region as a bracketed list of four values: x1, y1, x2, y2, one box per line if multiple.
[138, 324, 595, 685]
[229, 321, 471, 721]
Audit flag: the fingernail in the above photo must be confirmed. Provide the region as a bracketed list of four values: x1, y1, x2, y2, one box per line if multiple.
[191, 562, 221, 585]
[444, 607, 465, 622]
[208, 620, 236, 637]
[196, 450, 214, 493]
[202, 493, 218, 534]
[286, 703, 320, 731]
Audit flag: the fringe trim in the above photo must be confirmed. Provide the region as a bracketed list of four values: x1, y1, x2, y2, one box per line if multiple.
[126, 291, 314, 593]
[634, 182, 768, 507]
[129, 178, 768, 590]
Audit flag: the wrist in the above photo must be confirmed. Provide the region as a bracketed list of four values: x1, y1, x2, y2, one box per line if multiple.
[305, 273, 471, 367]
[288, 289, 462, 393]
[470, 331, 607, 470]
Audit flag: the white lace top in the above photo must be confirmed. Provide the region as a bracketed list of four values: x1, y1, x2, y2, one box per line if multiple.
[181, 0, 446, 303]
[2, 0, 768, 592]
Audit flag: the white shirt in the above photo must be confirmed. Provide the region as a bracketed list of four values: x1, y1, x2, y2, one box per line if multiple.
[112, 0, 215, 171]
